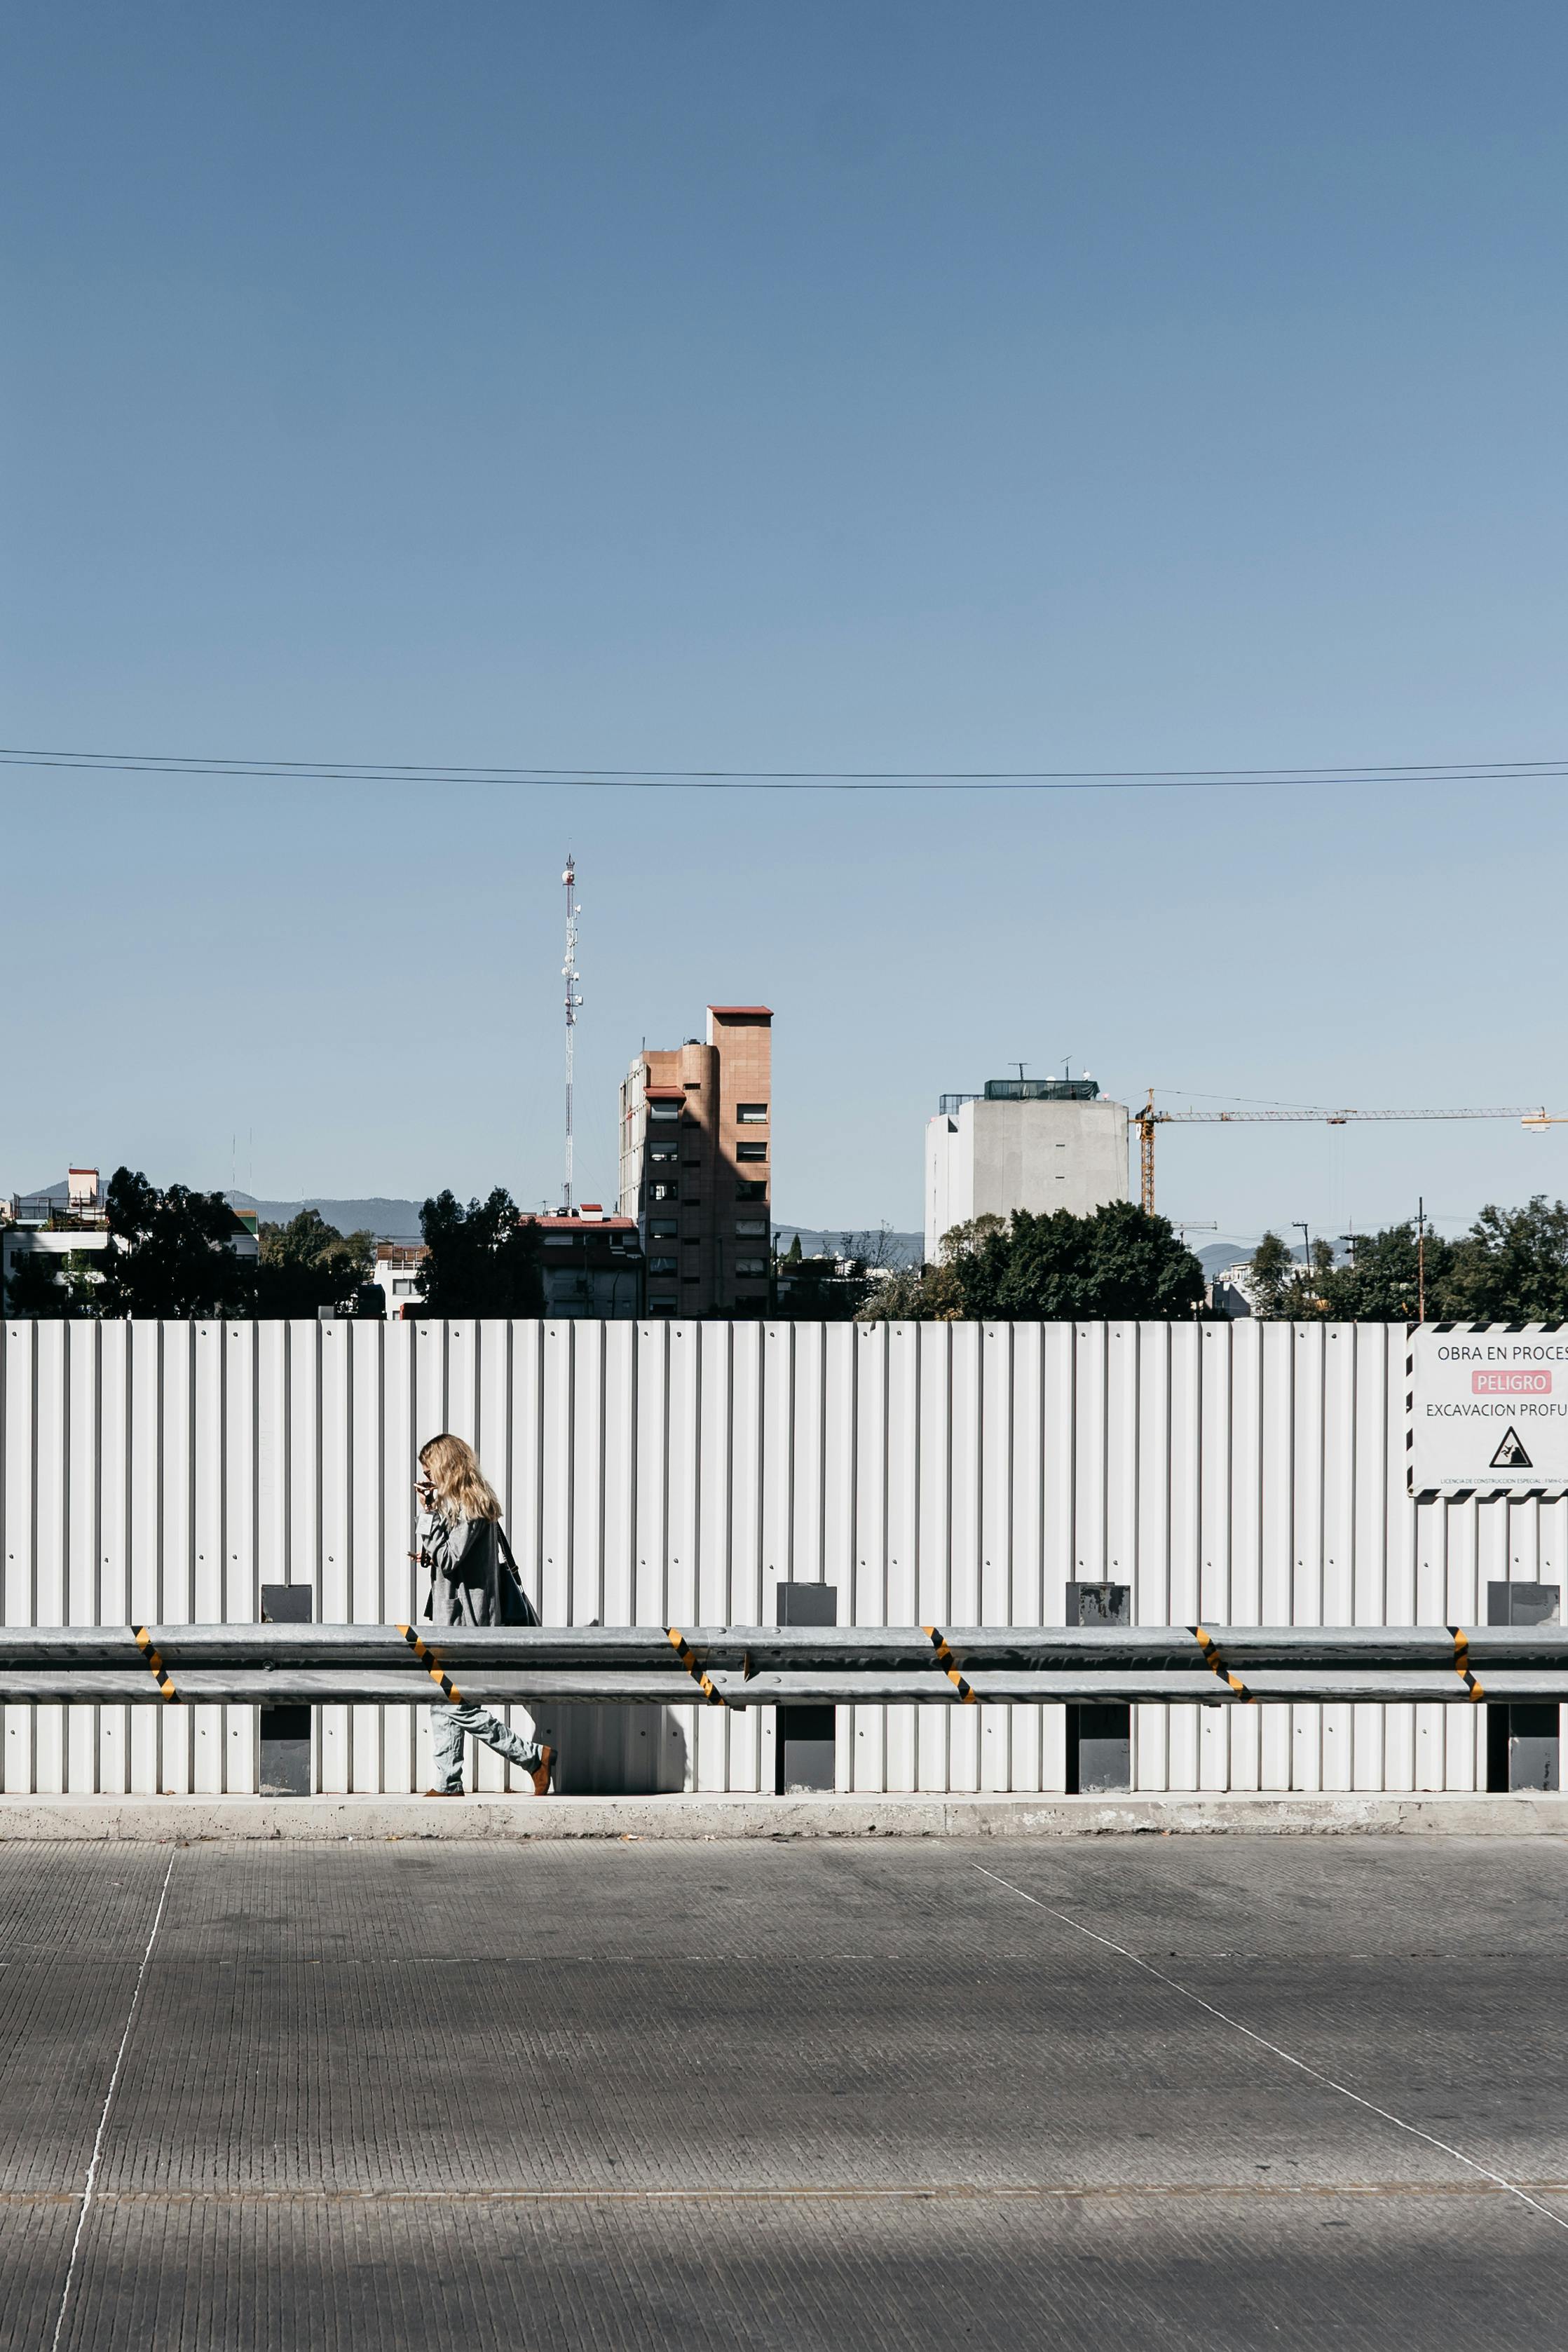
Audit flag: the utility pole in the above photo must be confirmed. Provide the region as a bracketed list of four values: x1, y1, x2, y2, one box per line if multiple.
[561, 855, 582, 1211]
[1417, 1195, 1426, 1322]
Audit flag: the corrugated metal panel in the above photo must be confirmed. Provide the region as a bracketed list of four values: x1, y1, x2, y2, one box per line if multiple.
[3, 1315, 1565, 1795]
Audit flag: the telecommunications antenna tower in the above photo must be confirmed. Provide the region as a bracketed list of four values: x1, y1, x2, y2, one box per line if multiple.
[561, 855, 582, 1210]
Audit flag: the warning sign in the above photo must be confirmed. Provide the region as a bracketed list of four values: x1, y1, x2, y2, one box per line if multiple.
[1409, 1325, 1568, 1493]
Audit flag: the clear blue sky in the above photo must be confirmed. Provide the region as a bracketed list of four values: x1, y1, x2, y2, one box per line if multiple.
[4, 3, 1566, 1242]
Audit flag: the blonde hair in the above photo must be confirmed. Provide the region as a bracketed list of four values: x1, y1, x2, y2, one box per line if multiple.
[418, 1433, 501, 1523]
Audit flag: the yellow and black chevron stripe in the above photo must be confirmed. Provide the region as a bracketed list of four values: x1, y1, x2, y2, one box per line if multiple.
[132, 1626, 177, 1701]
[922, 1624, 977, 1704]
[667, 1628, 726, 1706]
[1450, 1627, 1485, 1701]
[1192, 1625, 1255, 1703]
[398, 1624, 465, 1706]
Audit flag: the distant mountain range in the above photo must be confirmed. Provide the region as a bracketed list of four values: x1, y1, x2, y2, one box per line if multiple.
[226, 1192, 427, 1239]
[1198, 1239, 1259, 1273]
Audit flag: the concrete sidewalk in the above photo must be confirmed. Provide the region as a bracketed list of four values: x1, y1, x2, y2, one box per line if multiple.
[1, 1788, 1566, 1839]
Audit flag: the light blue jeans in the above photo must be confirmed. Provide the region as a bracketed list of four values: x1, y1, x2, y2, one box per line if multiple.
[430, 1701, 545, 1793]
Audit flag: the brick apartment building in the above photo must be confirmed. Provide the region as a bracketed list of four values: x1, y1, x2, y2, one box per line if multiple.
[619, 1005, 772, 1316]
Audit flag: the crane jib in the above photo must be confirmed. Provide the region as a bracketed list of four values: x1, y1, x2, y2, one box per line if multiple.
[1136, 1094, 1554, 1214]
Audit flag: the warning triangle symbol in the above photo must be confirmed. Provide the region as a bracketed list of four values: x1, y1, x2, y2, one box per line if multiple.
[1490, 1425, 1534, 1471]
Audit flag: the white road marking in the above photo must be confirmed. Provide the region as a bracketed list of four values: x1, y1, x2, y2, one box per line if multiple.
[50, 1850, 178, 2350]
[970, 1858, 1568, 2239]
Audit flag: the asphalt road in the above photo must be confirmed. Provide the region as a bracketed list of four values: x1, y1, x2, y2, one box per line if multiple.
[3, 1834, 1567, 2348]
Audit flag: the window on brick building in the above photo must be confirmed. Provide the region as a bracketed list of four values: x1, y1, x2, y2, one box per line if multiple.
[736, 1141, 767, 1162]
[737, 1103, 768, 1123]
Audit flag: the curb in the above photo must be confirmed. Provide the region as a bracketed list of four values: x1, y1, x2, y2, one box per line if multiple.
[1, 1790, 1565, 1841]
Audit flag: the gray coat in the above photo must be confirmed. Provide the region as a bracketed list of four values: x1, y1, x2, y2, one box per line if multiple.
[421, 1512, 535, 1626]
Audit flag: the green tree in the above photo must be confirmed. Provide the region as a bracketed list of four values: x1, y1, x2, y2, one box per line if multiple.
[784, 1232, 803, 1264]
[856, 1218, 986, 1320]
[256, 1210, 377, 1317]
[940, 1214, 1007, 1260]
[1314, 1224, 1435, 1319]
[957, 1201, 1204, 1321]
[4, 1251, 93, 1317]
[418, 1188, 544, 1317]
[95, 1168, 259, 1319]
[1247, 1231, 1297, 1317]
[1314, 1196, 1568, 1323]
[1274, 1236, 1339, 1317]
[1446, 1197, 1568, 1322]
[856, 1262, 945, 1321]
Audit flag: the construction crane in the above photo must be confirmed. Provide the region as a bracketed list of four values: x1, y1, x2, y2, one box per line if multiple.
[1136, 1091, 1562, 1215]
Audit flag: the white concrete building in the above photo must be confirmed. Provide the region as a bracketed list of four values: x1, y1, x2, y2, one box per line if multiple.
[0, 1171, 114, 1310]
[1208, 1262, 1257, 1317]
[371, 1242, 428, 1319]
[925, 1080, 1129, 1262]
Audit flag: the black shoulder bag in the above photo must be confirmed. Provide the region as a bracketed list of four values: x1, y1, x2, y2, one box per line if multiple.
[494, 1524, 542, 1628]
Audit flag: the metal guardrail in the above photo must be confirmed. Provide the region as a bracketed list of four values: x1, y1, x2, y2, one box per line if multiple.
[0, 1624, 1565, 1706]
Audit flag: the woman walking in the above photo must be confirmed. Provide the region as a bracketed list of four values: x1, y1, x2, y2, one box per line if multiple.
[412, 1432, 554, 1798]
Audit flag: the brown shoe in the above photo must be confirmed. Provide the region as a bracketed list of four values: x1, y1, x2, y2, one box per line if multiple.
[424, 1786, 465, 1797]
[530, 1746, 556, 1797]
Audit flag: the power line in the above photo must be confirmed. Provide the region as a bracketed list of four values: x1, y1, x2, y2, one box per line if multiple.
[1, 745, 1566, 791]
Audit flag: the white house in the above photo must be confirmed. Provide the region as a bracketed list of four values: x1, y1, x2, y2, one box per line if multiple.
[371, 1242, 429, 1319]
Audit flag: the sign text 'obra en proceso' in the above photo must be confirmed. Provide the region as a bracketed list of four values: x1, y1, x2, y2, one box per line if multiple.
[1409, 1324, 1568, 1493]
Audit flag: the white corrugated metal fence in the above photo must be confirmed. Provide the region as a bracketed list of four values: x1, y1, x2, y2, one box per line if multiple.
[2, 1316, 1560, 1795]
